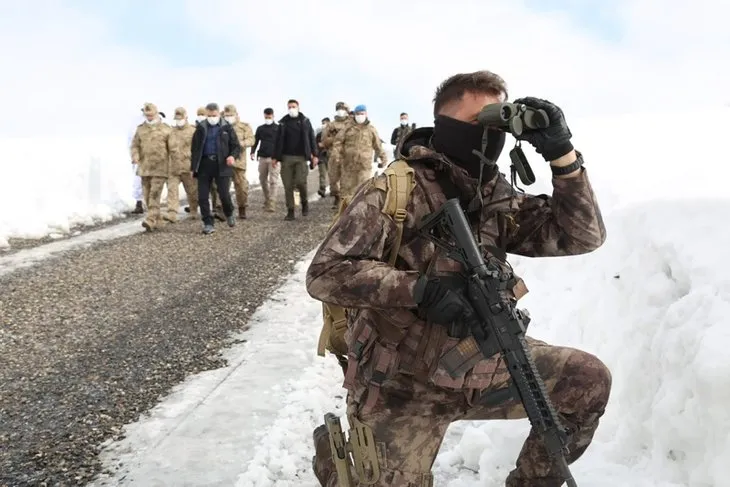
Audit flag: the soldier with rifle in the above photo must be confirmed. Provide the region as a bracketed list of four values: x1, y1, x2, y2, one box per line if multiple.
[305, 70, 612, 486]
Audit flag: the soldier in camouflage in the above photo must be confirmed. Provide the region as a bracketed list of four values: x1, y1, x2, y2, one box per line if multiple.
[166, 107, 198, 221]
[306, 70, 611, 487]
[320, 101, 353, 209]
[222, 104, 255, 219]
[329, 104, 387, 202]
[130, 102, 171, 232]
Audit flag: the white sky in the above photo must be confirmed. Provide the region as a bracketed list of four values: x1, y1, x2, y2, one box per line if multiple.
[1, 0, 728, 138]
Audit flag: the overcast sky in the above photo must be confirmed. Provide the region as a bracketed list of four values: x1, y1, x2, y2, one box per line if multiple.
[1, 0, 727, 138]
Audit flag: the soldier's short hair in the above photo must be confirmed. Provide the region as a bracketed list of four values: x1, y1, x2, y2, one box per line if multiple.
[205, 102, 219, 111]
[264, 107, 274, 115]
[400, 112, 408, 117]
[287, 99, 299, 106]
[433, 71, 508, 116]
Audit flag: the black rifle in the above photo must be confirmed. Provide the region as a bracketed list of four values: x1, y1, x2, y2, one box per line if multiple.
[418, 198, 578, 487]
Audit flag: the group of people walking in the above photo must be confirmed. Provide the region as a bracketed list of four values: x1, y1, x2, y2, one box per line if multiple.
[129, 99, 415, 234]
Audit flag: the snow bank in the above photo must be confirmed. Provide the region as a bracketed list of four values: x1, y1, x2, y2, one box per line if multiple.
[0, 136, 261, 248]
[434, 201, 730, 486]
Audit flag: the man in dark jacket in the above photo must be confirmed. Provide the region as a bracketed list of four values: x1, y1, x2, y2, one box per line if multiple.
[251, 107, 280, 212]
[390, 112, 414, 159]
[191, 102, 242, 234]
[273, 99, 318, 221]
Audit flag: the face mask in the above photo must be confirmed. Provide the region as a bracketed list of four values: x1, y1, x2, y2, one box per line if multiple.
[336, 109, 347, 118]
[207, 116, 220, 125]
[400, 119, 408, 126]
[175, 119, 186, 127]
[431, 115, 506, 180]
[264, 118, 273, 125]
[225, 116, 236, 124]
[288, 108, 299, 117]
[196, 115, 205, 122]
[145, 118, 158, 124]
[355, 114, 367, 124]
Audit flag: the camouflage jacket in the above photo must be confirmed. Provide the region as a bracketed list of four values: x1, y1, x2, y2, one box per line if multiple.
[306, 129, 606, 405]
[330, 120, 388, 170]
[131, 122, 171, 177]
[320, 115, 353, 161]
[231, 121, 255, 169]
[168, 123, 196, 175]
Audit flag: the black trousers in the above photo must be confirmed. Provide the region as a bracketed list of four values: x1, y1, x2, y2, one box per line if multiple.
[197, 157, 233, 225]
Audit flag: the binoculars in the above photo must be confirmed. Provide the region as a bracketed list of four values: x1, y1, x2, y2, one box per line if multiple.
[477, 102, 549, 136]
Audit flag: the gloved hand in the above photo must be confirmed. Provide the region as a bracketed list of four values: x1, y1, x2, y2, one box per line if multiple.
[512, 97, 573, 161]
[413, 273, 476, 326]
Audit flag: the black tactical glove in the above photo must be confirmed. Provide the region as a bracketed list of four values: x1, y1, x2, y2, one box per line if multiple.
[413, 273, 476, 326]
[512, 97, 573, 162]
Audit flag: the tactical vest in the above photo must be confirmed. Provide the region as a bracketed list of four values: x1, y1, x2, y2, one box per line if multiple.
[317, 159, 416, 365]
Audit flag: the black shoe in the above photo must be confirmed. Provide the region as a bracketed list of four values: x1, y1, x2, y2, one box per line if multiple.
[132, 200, 144, 214]
[202, 224, 215, 235]
[227, 215, 236, 227]
[214, 212, 225, 222]
[238, 207, 247, 219]
[318, 189, 326, 198]
[302, 201, 309, 216]
[285, 209, 295, 221]
[331, 195, 340, 210]
[184, 206, 190, 213]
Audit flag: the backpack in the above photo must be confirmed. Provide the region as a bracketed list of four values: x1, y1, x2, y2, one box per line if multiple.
[316, 159, 416, 363]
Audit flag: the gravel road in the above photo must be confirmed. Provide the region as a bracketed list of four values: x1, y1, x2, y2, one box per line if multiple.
[0, 175, 333, 486]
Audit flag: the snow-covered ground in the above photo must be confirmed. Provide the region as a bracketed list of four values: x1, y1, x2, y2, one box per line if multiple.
[89, 111, 730, 486]
[0, 136, 262, 249]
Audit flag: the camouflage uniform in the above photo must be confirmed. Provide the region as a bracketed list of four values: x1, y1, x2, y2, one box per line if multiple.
[321, 102, 353, 207]
[329, 120, 387, 201]
[130, 103, 171, 231]
[223, 104, 255, 217]
[306, 131, 611, 486]
[167, 107, 198, 221]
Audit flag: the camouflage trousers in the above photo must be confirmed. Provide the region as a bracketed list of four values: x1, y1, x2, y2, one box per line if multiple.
[314, 338, 611, 486]
[258, 157, 280, 209]
[167, 172, 198, 220]
[340, 166, 373, 201]
[328, 157, 341, 197]
[141, 176, 167, 229]
[318, 158, 329, 193]
[232, 165, 249, 210]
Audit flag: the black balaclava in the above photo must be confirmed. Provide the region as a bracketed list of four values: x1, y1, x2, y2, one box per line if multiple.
[431, 115, 506, 179]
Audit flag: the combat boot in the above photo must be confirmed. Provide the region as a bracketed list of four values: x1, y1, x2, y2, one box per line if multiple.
[238, 207, 247, 219]
[285, 209, 295, 221]
[132, 200, 144, 214]
[302, 200, 309, 216]
[264, 200, 275, 212]
[312, 424, 337, 486]
[331, 195, 340, 210]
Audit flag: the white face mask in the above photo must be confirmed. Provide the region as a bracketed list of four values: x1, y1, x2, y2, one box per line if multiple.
[207, 116, 220, 125]
[225, 116, 236, 124]
[175, 119, 186, 127]
[145, 118, 158, 124]
[336, 109, 347, 118]
[355, 114, 367, 124]
[288, 108, 299, 117]
[264, 118, 273, 125]
[196, 115, 205, 122]
[400, 119, 408, 126]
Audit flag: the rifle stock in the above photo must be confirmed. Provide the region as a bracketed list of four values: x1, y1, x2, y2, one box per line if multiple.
[418, 198, 578, 487]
